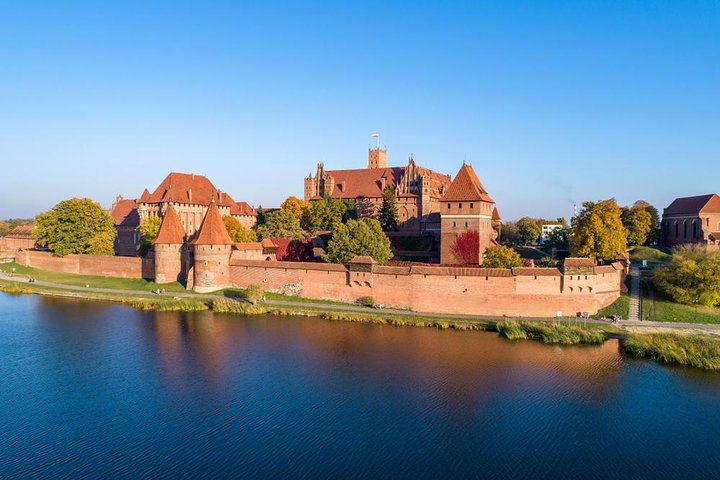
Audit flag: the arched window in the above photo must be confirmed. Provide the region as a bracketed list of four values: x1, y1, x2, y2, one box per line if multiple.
[675, 221, 679, 237]
[684, 221, 687, 238]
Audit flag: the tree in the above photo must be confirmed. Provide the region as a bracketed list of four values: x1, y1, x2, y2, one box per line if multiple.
[542, 227, 571, 250]
[137, 215, 162, 247]
[452, 230, 480, 264]
[517, 217, 542, 246]
[223, 216, 258, 242]
[621, 203, 653, 246]
[570, 199, 627, 262]
[324, 218, 392, 264]
[35, 198, 116, 256]
[280, 196, 308, 224]
[378, 186, 399, 231]
[500, 221, 522, 246]
[304, 195, 357, 232]
[0, 218, 32, 237]
[256, 209, 306, 240]
[633, 200, 660, 245]
[655, 245, 720, 306]
[482, 245, 523, 268]
[256, 205, 266, 226]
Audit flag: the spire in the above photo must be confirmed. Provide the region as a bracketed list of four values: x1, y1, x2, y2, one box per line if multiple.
[153, 205, 185, 244]
[440, 164, 494, 203]
[192, 201, 233, 245]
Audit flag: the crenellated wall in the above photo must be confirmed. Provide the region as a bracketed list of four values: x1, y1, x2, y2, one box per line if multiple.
[15, 250, 154, 279]
[229, 259, 624, 317]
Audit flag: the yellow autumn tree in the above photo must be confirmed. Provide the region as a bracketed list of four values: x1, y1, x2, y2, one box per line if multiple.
[280, 196, 309, 224]
[570, 199, 627, 262]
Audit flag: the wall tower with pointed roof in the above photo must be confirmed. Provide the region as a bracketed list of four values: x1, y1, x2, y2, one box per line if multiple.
[153, 205, 185, 284]
[191, 200, 234, 292]
[440, 163, 499, 265]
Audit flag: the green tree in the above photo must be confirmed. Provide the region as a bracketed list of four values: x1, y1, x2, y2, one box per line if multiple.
[621, 203, 653, 246]
[305, 195, 357, 232]
[655, 245, 720, 306]
[378, 186, 399, 231]
[137, 215, 161, 247]
[570, 199, 627, 262]
[632, 200, 660, 245]
[482, 245, 523, 268]
[256, 209, 306, 240]
[256, 205, 266, 226]
[223, 216, 258, 242]
[35, 198, 116, 256]
[500, 221, 521, 246]
[517, 217, 542, 245]
[324, 218, 392, 264]
[543, 227, 571, 250]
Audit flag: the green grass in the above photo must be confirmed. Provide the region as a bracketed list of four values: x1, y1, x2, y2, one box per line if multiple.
[623, 333, 720, 370]
[496, 320, 607, 345]
[594, 293, 629, 319]
[629, 246, 672, 265]
[0, 262, 186, 293]
[222, 288, 356, 307]
[643, 296, 720, 324]
[0, 282, 33, 295]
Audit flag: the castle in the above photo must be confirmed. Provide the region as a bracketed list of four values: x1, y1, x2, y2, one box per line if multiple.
[304, 148, 453, 232]
[110, 172, 257, 256]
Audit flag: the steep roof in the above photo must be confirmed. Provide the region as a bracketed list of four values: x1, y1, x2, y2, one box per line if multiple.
[441, 164, 494, 203]
[492, 207, 501, 221]
[192, 201, 233, 245]
[664, 194, 720, 216]
[145, 172, 235, 207]
[154, 205, 185, 244]
[109, 199, 140, 227]
[322, 167, 406, 199]
[231, 201, 256, 216]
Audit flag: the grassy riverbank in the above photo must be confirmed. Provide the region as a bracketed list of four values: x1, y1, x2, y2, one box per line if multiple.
[594, 293, 629, 319]
[496, 320, 608, 345]
[623, 333, 720, 370]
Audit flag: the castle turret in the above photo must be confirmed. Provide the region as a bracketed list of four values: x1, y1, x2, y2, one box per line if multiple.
[440, 164, 496, 265]
[368, 147, 387, 169]
[191, 200, 233, 293]
[153, 205, 185, 284]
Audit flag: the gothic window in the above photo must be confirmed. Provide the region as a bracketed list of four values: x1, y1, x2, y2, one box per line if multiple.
[453, 222, 456, 227]
[675, 221, 679, 237]
[684, 221, 687, 238]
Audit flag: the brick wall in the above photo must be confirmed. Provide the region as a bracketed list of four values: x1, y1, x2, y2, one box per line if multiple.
[16, 250, 153, 278]
[229, 259, 623, 317]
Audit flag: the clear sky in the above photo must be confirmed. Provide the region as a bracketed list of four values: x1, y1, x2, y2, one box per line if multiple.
[1, 1, 718, 220]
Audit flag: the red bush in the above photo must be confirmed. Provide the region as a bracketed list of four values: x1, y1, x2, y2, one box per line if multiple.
[452, 230, 479, 264]
[272, 237, 314, 262]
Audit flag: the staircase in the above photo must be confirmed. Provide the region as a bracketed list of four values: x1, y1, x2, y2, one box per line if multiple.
[628, 267, 641, 321]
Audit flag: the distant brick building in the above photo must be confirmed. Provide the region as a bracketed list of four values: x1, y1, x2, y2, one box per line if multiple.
[662, 194, 720, 250]
[0, 224, 36, 252]
[304, 148, 452, 232]
[110, 172, 257, 256]
[440, 164, 500, 264]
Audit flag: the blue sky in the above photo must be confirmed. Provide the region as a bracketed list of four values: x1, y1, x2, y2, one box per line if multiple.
[1, 1, 718, 220]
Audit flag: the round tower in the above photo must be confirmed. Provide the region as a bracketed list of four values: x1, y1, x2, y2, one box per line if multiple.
[153, 205, 185, 284]
[192, 200, 233, 293]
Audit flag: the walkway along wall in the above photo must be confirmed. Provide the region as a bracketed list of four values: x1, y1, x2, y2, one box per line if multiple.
[229, 258, 624, 317]
[15, 250, 154, 279]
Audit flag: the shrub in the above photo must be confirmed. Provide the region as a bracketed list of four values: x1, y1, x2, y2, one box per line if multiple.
[245, 285, 265, 304]
[482, 245, 523, 268]
[127, 298, 209, 312]
[211, 299, 267, 315]
[358, 296, 375, 307]
[654, 245, 720, 306]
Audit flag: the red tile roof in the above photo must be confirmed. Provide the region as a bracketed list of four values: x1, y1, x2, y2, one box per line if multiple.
[6, 224, 35, 239]
[441, 164, 494, 203]
[323, 167, 406, 199]
[154, 205, 185, 244]
[232, 201, 256, 216]
[563, 257, 596, 267]
[512, 267, 561, 276]
[233, 242, 262, 251]
[192, 201, 233, 245]
[492, 207, 501, 221]
[109, 199, 140, 227]
[664, 194, 720, 215]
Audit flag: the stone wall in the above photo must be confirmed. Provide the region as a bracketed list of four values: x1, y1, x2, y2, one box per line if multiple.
[229, 259, 623, 317]
[16, 250, 153, 279]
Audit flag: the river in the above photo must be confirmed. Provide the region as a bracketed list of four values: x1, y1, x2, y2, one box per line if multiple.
[1, 293, 719, 479]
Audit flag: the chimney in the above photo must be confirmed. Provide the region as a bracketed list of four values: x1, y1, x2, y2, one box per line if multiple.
[188, 188, 192, 203]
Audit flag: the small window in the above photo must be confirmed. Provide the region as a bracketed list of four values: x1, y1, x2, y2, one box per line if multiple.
[453, 222, 456, 227]
[459, 203, 462, 209]
[465, 222, 468, 227]
[447, 203, 451, 209]
[470, 203, 474, 209]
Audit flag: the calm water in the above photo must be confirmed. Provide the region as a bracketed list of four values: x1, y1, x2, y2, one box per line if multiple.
[2, 294, 720, 479]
